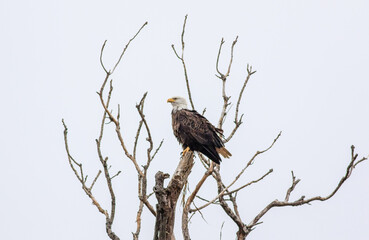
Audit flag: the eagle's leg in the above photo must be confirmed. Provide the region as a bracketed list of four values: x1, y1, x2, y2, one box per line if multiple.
[182, 146, 191, 156]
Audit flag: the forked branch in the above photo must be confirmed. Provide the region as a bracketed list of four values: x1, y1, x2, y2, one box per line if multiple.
[225, 64, 256, 143]
[64, 22, 158, 240]
[246, 145, 368, 236]
[216, 36, 239, 129]
[62, 119, 119, 240]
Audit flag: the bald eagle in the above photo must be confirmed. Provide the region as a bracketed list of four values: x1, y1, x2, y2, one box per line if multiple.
[167, 96, 231, 164]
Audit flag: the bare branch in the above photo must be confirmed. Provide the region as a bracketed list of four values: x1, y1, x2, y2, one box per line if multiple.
[89, 24, 149, 240]
[219, 222, 225, 240]
[215, 38, 225, 77]
[96, 140, 117, 222]
[89, 170, 102, 191]
[134, 173, 145, 240]
[97, 22, 148, 177]
[229, 192, 241, 219]
[62, 119, 84, 184]
[151, 139, 164, 161]
[216, 36, 238, 129]
[62, 120, 119, 239]
[95, 74, 119, 225]
[182, 163, 215, 239]
[213, 166, 248, 238]
[172, 15, 195, 110]
[247, 145, 368, 232]
[224, 114, 243, 143]
[171, 44, 181, 59]
[198, 152, 210, 170]
[235, 64, 256, 124]
[196, 195, 219, 205]
[225, 64, 256, 143]
[224, 169, 273, 196]
[133, 198, 144, 240]
[133, 120, 143, 160]
[191, 132, 281, 213]
[136, 92, 154, 166]
[111, 22, 148, 74]
[131, 91, 158, 233]
[180, 15, 187, 54]
[216, 36, 238, 80]
[284, 171, 300, 202]
[100, 40, 109, 74]
[81, 185, 108, 217]
[225, 37, 238, 78]
[110, 171, 121, 180]
[97, 80, 143, 177]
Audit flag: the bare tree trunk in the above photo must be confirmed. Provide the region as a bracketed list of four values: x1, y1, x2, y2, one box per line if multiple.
[153, 152, 194, 240]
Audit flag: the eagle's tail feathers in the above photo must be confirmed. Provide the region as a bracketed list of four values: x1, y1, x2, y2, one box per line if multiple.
[200, 146, 221, 164]
[216, 147, 232, 158]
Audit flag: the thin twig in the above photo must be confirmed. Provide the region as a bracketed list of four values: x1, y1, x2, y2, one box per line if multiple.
[110, 171, 121, 180]
[216, 37, 238, 129]
[100, 40, 109, 74]
[285, 171, 300, 202]
[111, 22, 148, 74]
[171, 15, 195, 110]
[213, 166, 247, 236]
[136, 92, 154, 166]
[219, 222, 225, 240]
[62, 120, 115, 235]
[196, 195, 220, 205]
[215, 38, 225, 78]
[97, 81, 143, 177]
[62, 119, 83, 184]
[89, 170, 102, 191]
[224, 169, 273, 196]
[191, 132, 281, 213]
[133, 120, 144, 160]
[151, 139, 164, 161]
[225, 64, 256, 143]
[97, 22, 147, 177]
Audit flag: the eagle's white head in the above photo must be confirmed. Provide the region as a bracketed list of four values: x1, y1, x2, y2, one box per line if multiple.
[167, 96, 188, 112]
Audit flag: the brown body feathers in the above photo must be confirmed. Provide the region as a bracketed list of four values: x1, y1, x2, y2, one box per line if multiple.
[171, 108, 231, 164]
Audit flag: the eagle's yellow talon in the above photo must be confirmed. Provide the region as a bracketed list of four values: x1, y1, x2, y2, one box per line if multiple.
[182, 147, 190, 155]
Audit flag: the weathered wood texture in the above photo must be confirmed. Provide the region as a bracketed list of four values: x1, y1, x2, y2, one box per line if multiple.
[153, 152, 194, 240]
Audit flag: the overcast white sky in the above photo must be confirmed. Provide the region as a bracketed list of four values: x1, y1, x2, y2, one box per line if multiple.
[1, 0, 369, 239]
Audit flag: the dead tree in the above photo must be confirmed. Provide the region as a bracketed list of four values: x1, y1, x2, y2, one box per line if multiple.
[62, 16, 367, 240]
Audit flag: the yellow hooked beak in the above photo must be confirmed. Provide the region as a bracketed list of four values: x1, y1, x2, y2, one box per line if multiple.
[167, 98, 175, 103]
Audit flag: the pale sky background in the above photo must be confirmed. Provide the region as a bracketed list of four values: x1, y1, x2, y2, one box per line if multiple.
[1, 0, 369, 239]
